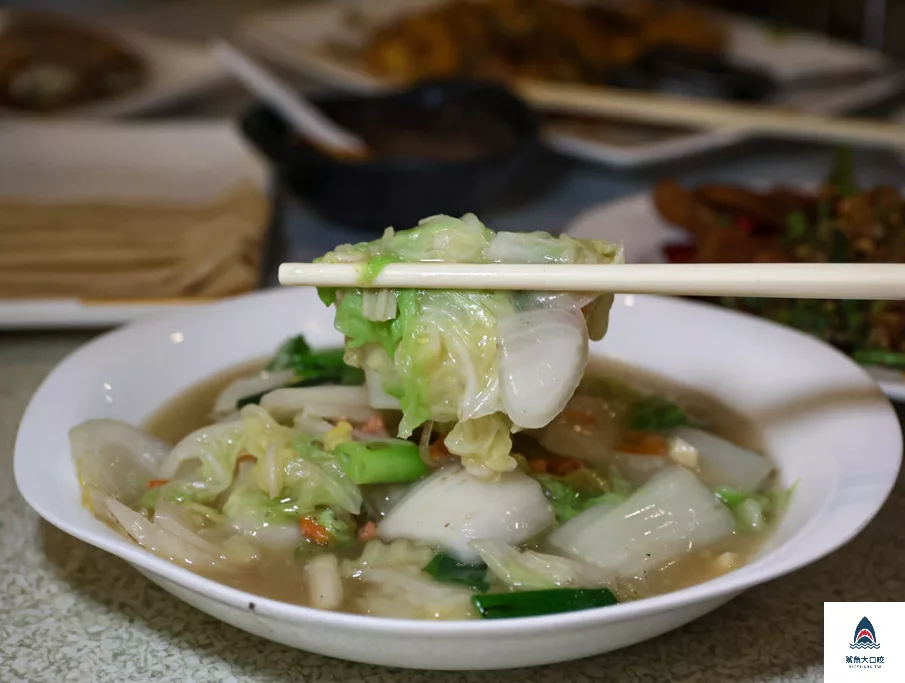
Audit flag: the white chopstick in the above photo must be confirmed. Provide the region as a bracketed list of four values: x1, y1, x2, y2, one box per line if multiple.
[518, 80, 905, 148]
[211, 41, 368, 157]
[279, 262, 905, 300]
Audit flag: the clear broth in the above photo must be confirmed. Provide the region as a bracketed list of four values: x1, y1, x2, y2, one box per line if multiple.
[140, 356, 774, 614]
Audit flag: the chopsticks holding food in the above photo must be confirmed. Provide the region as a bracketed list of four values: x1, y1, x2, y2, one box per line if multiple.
[279, 262, 905, 300]
[517, 80, 905, 148]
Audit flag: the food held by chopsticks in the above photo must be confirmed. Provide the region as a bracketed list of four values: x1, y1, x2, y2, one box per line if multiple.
[0, 11, 147, 112]
[0, 183, 269, 300]
[652, 149, 905, 369]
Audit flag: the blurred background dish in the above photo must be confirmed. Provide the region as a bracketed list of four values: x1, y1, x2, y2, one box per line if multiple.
[0, 8, 226, 118]
[238, 0, 905, 167]
[345, 0, 733, 89]
[0, 121, 272, 329]
[565, 151, 905, 398]
[0, 11, 148, 113]
[239, 79, 551, 231]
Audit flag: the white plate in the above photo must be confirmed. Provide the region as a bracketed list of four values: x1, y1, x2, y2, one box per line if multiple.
[566, 193, 905, 401]
[0, 10, 226, 119]
[237, 0, 905, 168]
[14, 287, 901, 669]
[0, 121, 268, 330]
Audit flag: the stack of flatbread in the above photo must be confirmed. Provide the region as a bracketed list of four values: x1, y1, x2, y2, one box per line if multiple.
[0, 183, 269, 300]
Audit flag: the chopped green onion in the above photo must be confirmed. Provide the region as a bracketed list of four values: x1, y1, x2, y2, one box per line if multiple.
[334, 439, 429, 484]
[472, 588, 618, 619]
[423, 553, 489, 591]
[714, 486, 747, 509]
[628, 396, 687, 432]
[852, 349, 905, 370]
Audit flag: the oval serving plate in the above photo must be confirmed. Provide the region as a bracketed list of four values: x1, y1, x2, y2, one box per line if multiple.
[14, 287, 902, 670]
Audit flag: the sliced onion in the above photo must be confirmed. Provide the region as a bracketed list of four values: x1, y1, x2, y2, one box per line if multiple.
[379, 465, 554, 563]
[670, 427, 772, 493]
[212, 369, 297, 417]
[260, 386, 370, 422]
[549, 467, 734, 579]
[69, 420, 171, 506]
[292, 412, 334, 436]
[609, 452, 670, 486]
[301, 404, 379, 423]
[498, 308, 589, 429]
[470, 539, 612, 590]
[105, 497, 255, 571]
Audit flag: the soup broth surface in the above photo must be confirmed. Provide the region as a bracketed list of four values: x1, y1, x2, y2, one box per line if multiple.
[139, 356, 774, 613]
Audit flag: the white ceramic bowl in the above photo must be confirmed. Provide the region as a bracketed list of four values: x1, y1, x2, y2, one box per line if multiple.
[14, 289, 902, 670]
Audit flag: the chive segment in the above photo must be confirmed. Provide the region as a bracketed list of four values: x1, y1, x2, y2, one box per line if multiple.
[423, 553, 489, 592]
[334, 439, 429, 484]
[472, 588, 618, 619]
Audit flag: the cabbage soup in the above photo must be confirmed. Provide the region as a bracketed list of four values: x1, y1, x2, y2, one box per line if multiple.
[70, 215, 788, 620]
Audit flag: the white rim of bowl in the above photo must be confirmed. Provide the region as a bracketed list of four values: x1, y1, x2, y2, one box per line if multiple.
[14, 289, 903, 635]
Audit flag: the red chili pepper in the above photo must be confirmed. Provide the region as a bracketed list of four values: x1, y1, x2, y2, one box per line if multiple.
[663, 244, 698, 263]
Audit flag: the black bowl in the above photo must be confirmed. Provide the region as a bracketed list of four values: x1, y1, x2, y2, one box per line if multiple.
[239, 80, 547, 232]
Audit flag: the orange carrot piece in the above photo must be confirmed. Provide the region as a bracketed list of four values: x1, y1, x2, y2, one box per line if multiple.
[357, 521, 378, 542]
[548, 457, 583, 476]
[300, 517, 331, 546]
[529, 459, 549, 473]
[615, 432, 669, 456]
[147, 479, 169, 489]
[562, 409, 596, 427]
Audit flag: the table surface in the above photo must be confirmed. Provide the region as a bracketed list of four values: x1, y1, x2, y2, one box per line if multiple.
[3, 2, 905, 681]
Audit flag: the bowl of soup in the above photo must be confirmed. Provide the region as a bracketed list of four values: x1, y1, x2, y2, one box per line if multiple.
[14, 218, 901, 669]
[238, 81, 555, 231]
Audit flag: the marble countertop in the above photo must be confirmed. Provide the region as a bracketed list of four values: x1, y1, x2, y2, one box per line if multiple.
[2, 334, 904, 682]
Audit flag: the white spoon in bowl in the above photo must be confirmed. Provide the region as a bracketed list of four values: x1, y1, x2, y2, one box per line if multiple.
[211, 40, 369, 159]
